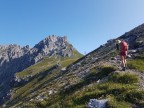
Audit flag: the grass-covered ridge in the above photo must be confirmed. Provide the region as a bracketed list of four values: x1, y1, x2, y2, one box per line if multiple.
[16, 57, 58, 77]
[16, 55, 81, 78]
[33, 66, 144, 108]
[6, 64, 144, 108]
[6, 56, 81, 107]
[4, 48, 144, 108]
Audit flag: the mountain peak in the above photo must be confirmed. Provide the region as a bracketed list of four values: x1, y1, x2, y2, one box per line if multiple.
[33, 35, 77, 59]
[44, 35, 67, 43]
[0, 35, 81, 104]
[34, 35, 68, 50]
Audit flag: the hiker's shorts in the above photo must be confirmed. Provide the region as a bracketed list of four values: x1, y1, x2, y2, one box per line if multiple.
[120, 51, 127, 57]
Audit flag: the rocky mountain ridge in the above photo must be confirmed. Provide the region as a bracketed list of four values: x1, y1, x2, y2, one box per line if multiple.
[3, 23, 144, 108]
[0, 35, 81, 104]
[1, 23, 144, 107]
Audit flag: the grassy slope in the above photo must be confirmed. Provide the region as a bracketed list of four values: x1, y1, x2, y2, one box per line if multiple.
[5, 49, 82, 107]
[16, 48, 83, 78]
[42, 52, 144, 108]
[43, 66, 144, 108]
[5, 51, 144, 108]
[6, 57, 80, 107]
[16, 57, 58, 77]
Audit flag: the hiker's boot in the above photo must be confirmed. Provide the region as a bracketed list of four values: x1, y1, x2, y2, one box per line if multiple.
[122, 67, 126, 71]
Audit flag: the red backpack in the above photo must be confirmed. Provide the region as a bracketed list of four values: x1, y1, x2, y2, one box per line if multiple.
[120, 41, 128, 51]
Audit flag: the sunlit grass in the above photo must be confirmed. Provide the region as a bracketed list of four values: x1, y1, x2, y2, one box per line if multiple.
[127, 54, 144, 72]
[7, 57, 80, 107]
[44, 67, 142, 108]
[6, 53, 144, 108]
[16, 57, 58, 77]
[108, 72, 139, 84]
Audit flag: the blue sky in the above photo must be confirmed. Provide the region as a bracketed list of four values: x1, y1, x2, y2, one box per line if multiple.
[0, 0, 144, 54]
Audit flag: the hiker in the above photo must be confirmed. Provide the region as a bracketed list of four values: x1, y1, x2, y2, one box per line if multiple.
[116, 39, 128, 71]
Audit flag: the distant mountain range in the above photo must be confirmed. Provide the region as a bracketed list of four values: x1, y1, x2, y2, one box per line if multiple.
[0, 35, 82, 104]
[1, 23, 144, 107]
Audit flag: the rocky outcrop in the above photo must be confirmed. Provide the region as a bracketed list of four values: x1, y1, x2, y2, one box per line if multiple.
[0, 35, 80, 104]
[120, 23, 144, 49]
[31, 36, 75, 63]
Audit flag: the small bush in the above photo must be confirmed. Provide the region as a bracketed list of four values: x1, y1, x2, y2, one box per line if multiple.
[37, 100, 47, 108]
[109, 73, 139, 84]
[96, 66, 116, 80]
[107, 96, 131, 108]
[101, 66, 116, 73]
[125, 90, 144, 103]
[73, 90, 105, 105]
[116, 90, 144, 107]
[97, 82, 137, 96]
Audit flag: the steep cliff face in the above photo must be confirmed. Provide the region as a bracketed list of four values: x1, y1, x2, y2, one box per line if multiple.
[0, 44, 30, 103]
[0, 36, 81, 104]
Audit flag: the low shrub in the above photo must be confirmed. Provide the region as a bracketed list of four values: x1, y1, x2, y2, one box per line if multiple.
[107, 96, 131, 108]
[109, 73, 139, 84]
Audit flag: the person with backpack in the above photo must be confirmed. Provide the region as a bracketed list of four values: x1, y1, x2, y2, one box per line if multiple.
[116, 39, 128, 71]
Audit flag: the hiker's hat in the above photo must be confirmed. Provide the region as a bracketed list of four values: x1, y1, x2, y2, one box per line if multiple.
[116, 39, 121, 43]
